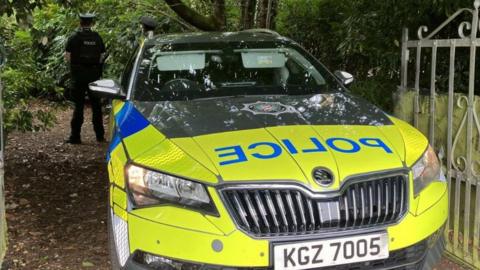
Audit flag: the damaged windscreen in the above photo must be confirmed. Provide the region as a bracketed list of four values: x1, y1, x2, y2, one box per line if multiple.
[132, 42, 342, 101]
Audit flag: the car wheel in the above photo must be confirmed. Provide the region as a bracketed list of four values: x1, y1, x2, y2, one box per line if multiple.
[108, 205, 121, 270]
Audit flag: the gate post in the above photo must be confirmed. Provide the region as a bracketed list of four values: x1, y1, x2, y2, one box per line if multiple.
[400, 28, 409, 91]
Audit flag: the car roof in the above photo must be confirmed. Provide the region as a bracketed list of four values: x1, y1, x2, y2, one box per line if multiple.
[144, 30, 295, 46]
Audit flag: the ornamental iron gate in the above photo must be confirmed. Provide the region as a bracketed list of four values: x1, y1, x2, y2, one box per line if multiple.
[399, 1, 480, 268]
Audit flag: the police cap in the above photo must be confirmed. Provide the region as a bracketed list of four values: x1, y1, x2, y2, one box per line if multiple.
[79, 12, 96, 22]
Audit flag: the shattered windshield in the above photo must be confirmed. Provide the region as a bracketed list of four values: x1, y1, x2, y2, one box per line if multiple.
[132, 42, 342, 101]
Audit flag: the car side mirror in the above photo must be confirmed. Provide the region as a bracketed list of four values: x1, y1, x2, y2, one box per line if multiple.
[89, 79, 126, 99]
[334, 70, 354, 86]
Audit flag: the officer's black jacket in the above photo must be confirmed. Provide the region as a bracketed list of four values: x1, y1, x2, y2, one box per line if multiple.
[66, 28, 105, 66]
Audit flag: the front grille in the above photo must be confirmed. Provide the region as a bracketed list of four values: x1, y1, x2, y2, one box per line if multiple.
[221, 174, 407, 237]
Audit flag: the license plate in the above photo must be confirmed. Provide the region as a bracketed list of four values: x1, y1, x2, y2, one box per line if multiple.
[273, 232, 389, 270]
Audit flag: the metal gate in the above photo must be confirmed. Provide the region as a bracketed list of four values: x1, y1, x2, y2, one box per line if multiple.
[399, 1, 480, 268]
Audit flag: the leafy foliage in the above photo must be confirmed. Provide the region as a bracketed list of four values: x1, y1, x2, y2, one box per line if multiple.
[32, 0, 187, 80]
[0, 0, 44, 23]
[160, 0, 279, 31]
[0, 25, 58, 132]
[0, 0, 187, 133]
[277, 0, 475, 110]
[1, 0, 478, 133]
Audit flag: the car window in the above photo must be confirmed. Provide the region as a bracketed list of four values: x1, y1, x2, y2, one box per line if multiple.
[132, 43, 341, 101]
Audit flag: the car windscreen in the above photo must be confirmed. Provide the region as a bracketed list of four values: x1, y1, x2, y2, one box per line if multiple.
[132, 42, 342, 101]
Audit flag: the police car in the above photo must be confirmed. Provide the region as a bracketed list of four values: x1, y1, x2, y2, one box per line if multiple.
[89, 30, 447, 270]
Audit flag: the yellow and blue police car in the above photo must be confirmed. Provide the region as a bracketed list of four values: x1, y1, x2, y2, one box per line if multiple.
[89, 30, 447, 270]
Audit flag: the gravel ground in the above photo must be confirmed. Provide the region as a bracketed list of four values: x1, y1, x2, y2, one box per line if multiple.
[2, 105, 109, 269]
[0, 105, 471, 270]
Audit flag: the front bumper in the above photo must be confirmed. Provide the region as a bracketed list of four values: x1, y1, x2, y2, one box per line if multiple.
[122, 227, 445, 270]
[114, 181, 448, 269]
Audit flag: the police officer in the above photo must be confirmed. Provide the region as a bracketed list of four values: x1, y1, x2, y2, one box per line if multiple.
[65, 13, 106, 144]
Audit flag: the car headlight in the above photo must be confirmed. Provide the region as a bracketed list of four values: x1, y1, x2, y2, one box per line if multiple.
[412, 145, 444, 196]
[127, 164, 218, 215]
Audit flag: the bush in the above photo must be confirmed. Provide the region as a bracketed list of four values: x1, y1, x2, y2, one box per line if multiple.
[1, 27, 57, 133]
[276, 0, 475, 111]
[0, 0, 186, 133]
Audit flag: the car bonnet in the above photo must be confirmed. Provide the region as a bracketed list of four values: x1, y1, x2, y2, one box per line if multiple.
[113, 93, 408, 190]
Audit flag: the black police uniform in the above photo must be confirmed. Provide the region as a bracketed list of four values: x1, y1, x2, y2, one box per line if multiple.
[66, 26, 105, 143]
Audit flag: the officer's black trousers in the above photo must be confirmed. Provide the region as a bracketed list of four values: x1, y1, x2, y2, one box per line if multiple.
[70, 66, 105, 141]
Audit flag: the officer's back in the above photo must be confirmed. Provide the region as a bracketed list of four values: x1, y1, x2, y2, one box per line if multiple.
[66, 25, 104, 84]
[64, 13, 106, 144]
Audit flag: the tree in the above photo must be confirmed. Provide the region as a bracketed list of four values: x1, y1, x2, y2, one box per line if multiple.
[240, 0, 256, 29]
[255, 0, 278, 28]
[163, 0, 226, 30]
[162, 0, 278, 31]
[0, 0, 44, 25]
